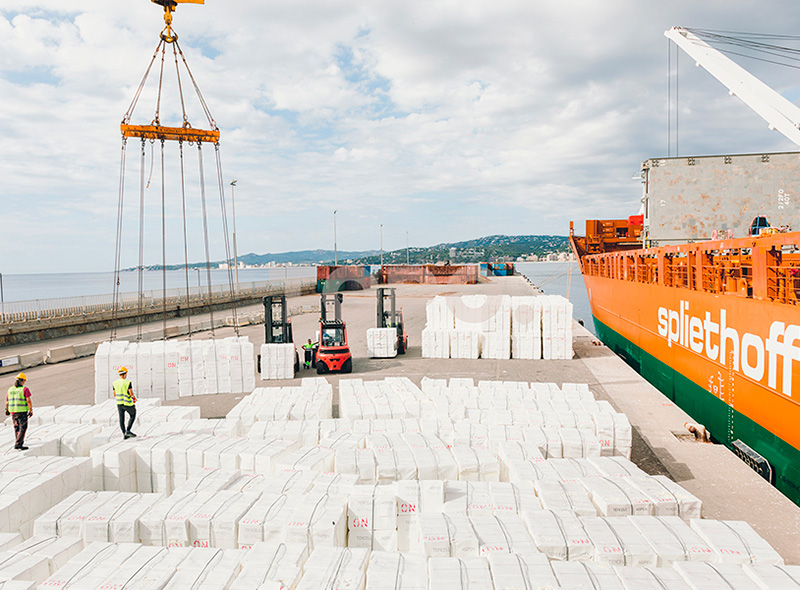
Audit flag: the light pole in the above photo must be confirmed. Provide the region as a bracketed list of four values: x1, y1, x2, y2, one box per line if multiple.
[380, 224, 384, 267]
[334, 210, 338, 265]
[406, 232, 409, 265]
[230, 180, 239, 296]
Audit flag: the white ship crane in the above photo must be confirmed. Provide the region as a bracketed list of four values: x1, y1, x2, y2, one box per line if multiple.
[665, 26, 800, 148]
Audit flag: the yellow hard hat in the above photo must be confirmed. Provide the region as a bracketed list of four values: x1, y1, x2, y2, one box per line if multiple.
[16, 373, 27, 381]
[118, 367, 128, 374]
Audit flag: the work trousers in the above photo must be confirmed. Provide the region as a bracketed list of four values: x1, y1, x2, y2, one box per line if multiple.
[117, 404, 136, 434]
[304, 349, 313, 366]
[12, 412, 28, 448]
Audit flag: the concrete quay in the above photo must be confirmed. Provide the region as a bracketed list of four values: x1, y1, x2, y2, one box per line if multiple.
[2, 275, 799, 563]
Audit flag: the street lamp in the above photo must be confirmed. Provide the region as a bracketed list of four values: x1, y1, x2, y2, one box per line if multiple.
[406, 232, 409, 265]
[380, 224, 384, 267]
[230, 179, 239, 297]
[334, 210, 338, 265]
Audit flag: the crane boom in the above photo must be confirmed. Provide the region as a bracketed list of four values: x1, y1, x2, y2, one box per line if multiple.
[665, 26, 800, 148]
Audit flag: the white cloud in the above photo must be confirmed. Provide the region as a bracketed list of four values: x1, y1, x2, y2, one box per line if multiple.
[0, 0, 799, 273]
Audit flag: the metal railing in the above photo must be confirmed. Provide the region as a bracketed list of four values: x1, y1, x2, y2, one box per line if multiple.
[0, 277, 317, 325]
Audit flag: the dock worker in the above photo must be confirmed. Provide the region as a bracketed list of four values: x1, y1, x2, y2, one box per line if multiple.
[113, 367, 137, 439]
[5, 373, 33, 451]
[303, 338, 315, 369]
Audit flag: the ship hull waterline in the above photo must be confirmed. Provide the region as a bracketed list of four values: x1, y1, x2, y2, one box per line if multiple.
[584, 274, 800, 504]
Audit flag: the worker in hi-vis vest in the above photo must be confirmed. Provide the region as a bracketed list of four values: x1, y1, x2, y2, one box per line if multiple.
[303, 338, 315, 369]
[5, 373, 33, 450]
[113, 367, 137, 439]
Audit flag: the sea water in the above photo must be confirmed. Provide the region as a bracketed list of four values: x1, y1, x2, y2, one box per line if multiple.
[0, 267, 316, 302]
[515, 261, 594, 336]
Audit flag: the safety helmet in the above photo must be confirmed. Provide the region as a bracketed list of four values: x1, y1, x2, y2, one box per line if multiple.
[118, 367, 128, 375]
[16, 373, 27, 381]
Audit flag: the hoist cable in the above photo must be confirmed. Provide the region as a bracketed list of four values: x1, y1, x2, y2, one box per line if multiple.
[161, 140, 167, 337]
[173, 43, 189, 125]
[137, 139, 147, 342]
[213, 143, 240, 336]
[110, 137, 128, 341]
[179, 141, 193, 338]
[197, 143, 216, 335]
[175, 39, 217, 129]
[123, 39, 164, 125]
[155, 41, 166, 125]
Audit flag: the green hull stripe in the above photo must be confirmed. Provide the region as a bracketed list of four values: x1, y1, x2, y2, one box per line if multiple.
[593, 316, 800, 506]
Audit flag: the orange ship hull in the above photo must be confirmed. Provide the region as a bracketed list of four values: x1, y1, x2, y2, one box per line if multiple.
[572, 224, 800, 503]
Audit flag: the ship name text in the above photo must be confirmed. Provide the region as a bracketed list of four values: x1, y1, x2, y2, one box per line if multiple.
[657, 300, 799, 396]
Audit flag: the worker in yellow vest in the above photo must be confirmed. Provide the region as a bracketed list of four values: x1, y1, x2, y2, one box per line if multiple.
[303, 338, 316, 369]
[113, 367, 137, 439]
[5, 373, 33, 450]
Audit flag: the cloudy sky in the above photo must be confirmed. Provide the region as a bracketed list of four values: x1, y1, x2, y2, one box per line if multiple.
[2, 0, 799, 273]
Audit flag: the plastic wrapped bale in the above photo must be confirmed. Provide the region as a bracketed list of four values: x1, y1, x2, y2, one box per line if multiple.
[616, 565, 693, 589]
[296, 547, 369, 590]
[260, 343, 296, 380]
[429, 557, 493, 588]
[94, 341, 112, 404]
[630, 516, 714, 566]
[690, 518, 784, 565]
[488, 552, 559, 589]
[481, 332, 511, 360]
[365, 551, 428, 590]
[449, 331, 481, 360]
[552, 561, 625, 589]
[348, 485, 398, 551]
[231, 541, 308, 590]
[674, 562, 764, 589]
[521, 509, 592, 561]
[421, 328, 450, 359]
[367, 328, 398, 358]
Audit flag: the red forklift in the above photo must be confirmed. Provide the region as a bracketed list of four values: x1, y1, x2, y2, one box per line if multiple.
[259, 295, 300, 374]
[377, 287, 408, 354]
[313, 293, 353, 374]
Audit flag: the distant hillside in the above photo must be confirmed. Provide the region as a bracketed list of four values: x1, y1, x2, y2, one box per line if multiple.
[238, 249, 378, 266]
[351, 234, 570, 265]
[128, 235, 568, 270]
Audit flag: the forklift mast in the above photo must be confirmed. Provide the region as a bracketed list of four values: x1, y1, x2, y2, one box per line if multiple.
[264, 295, 294, 343]
[377, 287, 398, 328]
[320, 293, 344, 324]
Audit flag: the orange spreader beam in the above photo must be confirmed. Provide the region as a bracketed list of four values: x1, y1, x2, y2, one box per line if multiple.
[121, 124, 219, 143]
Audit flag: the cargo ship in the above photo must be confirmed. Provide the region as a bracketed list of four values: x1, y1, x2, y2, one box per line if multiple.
[570, 151, 800, 503]
[568, 26, 800, 505]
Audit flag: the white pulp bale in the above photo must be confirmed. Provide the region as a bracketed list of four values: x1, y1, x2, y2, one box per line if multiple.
[552, 561, 625, 589]
[296, 547, 369, 590]
[630, 516, 714, 566]
[489, 552, 559, 589]
[690, 518, 784, 565]
[260, 343, 296, 380]
[366, 551, 427, 590]
[421, 328, 449, 358]
[367, 328, 398, 358]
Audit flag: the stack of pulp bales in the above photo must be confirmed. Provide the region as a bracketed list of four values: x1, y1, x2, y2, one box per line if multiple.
[422, 294, 573, 360]
[421, 297, 452, 358]
[366, 328, 398, 358]
[540, 294, 573, 360]
[95, 337, 255, 401]
[259, 343, 296, 380]
[513, 295, 574, 360]
[511, 296, 542, 359]
[452, 295, 511, 359]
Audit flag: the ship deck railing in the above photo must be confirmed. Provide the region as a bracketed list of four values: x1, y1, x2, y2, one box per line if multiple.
[582, 234, 800, 305]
